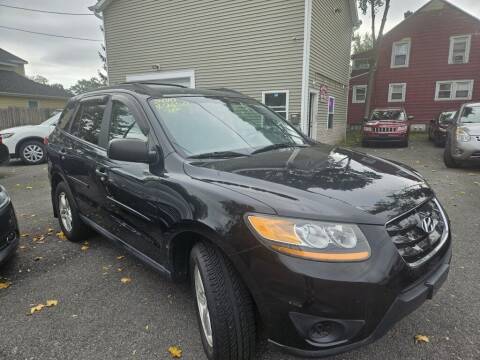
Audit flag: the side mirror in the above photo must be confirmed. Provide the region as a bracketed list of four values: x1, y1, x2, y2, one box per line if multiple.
[108, 138, 157, 163]
[408, 115, 415, 120]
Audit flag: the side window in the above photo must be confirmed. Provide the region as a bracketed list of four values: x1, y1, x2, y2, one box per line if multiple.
[57, 102, 77, 131]
[70, 101, 107, 146]
[109, 100, 147, 142]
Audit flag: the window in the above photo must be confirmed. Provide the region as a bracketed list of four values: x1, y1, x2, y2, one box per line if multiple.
[459, 104, 480, 124]
[352, 85, 367, 103]
[449, 35, 471, 64]
[28, 100, 38, 109]
[353, 59, 370, 71]
[70, 101, 107, 146]
[388, 83, 407, 102]
[57, 102, 77, 131]
[435, 80, 474, 101]
[262, 91, 289, 119]
[327, 96, 335, 129]
[109, 101, 147, 142]
[391, 39, 411, 68]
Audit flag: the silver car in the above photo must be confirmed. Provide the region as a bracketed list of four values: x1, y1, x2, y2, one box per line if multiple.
[444, 102, 480, 168]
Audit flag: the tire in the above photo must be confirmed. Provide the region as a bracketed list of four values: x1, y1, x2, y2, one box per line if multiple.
[54, 182, 90, 242]
[443, 146, 459, 168]
[190, 242, 255, 360]
[19, 140, 46, 165]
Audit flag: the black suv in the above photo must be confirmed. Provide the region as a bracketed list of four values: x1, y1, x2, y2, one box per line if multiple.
[47, 83, 452, 359]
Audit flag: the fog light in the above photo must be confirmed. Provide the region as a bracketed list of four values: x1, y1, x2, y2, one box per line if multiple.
[308, 321, 345, 344]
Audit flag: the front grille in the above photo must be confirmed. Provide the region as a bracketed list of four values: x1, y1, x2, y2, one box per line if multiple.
[386, 199, 448, 267]
[471, 151, 480, 158]
[373, 127, 396, 133]
[474, 136, 480, 142]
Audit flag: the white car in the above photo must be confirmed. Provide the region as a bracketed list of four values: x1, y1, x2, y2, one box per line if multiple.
[0, 113, 60, 165]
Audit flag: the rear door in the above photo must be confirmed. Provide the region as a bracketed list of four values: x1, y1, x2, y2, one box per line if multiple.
[65, 96, 111, 227]
[96, 94, 166, 264]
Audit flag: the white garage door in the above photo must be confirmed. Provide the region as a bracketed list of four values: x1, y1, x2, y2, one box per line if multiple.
[126, 70, 195, 88]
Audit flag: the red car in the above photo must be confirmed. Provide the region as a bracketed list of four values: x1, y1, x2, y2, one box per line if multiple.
[362, 108, 413, 147]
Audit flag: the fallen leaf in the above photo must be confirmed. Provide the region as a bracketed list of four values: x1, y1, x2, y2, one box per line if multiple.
[47, 228, 54, 234]
[120, 277, 132, 284]
[168, 346, 182, 358]
[116, 255, 125, 260]
[415, 334, 430, 344]
[34, 256, 43, 261]
[21, 233, 30, 238]
[0, 282, 11, 289]
[46, 299, 58, 307]
[81, 245, 89, 251]
[56, 231, 66, 240]
[30, 304, 45, 315]
[25, 186, 33, 190]
[19, 245, 27, 250]
[117, 268, 123, 272]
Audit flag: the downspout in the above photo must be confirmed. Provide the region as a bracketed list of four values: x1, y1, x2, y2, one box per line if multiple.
[300, 0, 313, 134]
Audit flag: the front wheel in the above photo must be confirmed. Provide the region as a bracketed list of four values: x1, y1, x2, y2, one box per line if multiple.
[443, 146, 459, 168]
[19, 140, 46, 165]
[190, 242, 256, 360]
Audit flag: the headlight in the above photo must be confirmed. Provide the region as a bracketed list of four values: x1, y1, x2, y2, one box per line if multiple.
[363, 126, 372, 132]
[456, 128, 471, 142]
[246, 215, 371, 262]
[0, 186, 10, 208]
[0, 133, 14, 139]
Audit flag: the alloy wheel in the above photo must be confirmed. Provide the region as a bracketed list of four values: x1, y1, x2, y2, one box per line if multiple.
[194, 265, 213, 347]
[23, 144, 44, 163]
[58, 192, 73, 232]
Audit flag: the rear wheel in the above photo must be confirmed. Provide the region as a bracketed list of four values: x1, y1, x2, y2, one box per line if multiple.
[54, 182, 90, 242]
[19, 140, 45, 165]
[190, 242, 255, 360]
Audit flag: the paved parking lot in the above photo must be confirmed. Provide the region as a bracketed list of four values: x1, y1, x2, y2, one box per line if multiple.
[0, 137, 479, 360]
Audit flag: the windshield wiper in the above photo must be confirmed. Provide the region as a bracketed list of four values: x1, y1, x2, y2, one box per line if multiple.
[251, 143, 307, 155]
[188, 151, 248, 159]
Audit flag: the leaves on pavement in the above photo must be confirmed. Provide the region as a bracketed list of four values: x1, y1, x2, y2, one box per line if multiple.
[168, 346, 182, 358]
[56, 231, 66, 240]
[0, 281, 11, 289]
[29, 299, 59, 315]
[414, 334, 430, 344]
[116, 255, 125, 260]
[120, 277, 132, 284]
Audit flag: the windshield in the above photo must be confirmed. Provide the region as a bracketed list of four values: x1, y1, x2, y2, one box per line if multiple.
[41, 113, 61, 126]
[150, 96, 307, 157]
[439, 111, 456, 124]
[460, 105, 480, 124]
[370, 110, 406, 121]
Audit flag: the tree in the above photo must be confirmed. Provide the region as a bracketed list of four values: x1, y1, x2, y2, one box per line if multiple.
[69, 77, 106, 95]
[98, 25, 108, 84]
[30, 75, 49, 85]
[358, 0, 391, 119]
[352, 32, 374, 54]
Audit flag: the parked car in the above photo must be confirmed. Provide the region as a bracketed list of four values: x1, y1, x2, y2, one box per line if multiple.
[0, 185, 19, 265]
[429, 110, 457, 147]
[444, 102, 480, 168]
[47, 83, 451, 360]
[362, 108, 412, 147]
[0, 112, 60, 165]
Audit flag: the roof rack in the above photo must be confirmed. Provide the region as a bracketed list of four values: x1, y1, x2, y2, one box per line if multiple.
[121, 80, 188, 88]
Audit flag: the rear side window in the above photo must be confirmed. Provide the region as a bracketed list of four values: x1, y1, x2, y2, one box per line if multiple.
[108, 101, 147, 142]
[57, 102, 77, 130]
[70, 101, 107, 146]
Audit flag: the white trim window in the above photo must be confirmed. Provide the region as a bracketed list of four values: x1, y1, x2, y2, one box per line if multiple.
[352, 58, 370, 71]
[435, 80, 474, 101]
[449, 35, 471, 64]
[391, 39, 411, 68]
[352, 85, 367, 103]
[327, 96, 335, 129]
[388, 83, 407, 102]
[125, 69, 196, 88]
[262, 90, 289, 119]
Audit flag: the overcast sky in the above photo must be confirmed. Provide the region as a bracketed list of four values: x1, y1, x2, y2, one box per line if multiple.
[0, 0, 479, 88]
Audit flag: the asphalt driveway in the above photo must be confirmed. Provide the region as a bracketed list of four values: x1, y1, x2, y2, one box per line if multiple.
[0, 137, 479, 360]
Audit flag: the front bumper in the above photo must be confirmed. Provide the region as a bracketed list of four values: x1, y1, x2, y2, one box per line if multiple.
[236, 223, 451, 358]
[451, 139, 480, 161]
[363, 134, 408, 143]
[0, 201, 19, 265]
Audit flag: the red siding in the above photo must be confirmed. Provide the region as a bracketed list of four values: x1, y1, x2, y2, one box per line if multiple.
[348, 1, 480, 125]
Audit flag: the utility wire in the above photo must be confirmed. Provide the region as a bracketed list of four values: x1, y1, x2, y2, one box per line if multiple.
[0, 3, 94, 15]
[0, 25, 102, 42]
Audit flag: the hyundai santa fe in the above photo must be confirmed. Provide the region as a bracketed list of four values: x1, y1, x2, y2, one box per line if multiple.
[47, 83, 452, 360]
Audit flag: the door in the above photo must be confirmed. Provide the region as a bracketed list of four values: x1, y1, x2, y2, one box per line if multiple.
[63, 97, 111, 228]
[307, 91, 319, 138]
[97, 95, 166, 264]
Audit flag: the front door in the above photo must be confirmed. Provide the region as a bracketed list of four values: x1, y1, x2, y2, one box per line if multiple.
[307, 91, 318, 138]
[97, 94, 166, 264]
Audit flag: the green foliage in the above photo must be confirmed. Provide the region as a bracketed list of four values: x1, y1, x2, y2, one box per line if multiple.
[68, 77, 107, 95]
[358, 0, 385, 15]
[352, 33, 374, 54]
[30, 75, 49, 85]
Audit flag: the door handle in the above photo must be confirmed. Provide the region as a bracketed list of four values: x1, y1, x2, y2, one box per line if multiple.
[59, 147, 71, 160]
[95, 166, 108, 182]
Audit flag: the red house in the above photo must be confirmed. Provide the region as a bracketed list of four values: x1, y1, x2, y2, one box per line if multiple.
[348, 0, 480, 129]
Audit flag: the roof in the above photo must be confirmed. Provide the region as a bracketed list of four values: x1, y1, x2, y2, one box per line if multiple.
[0, 70, 70, 99]
[73, 82, 252, 100]
[90, 0, 362, 25]
[0, 48, 27, 66]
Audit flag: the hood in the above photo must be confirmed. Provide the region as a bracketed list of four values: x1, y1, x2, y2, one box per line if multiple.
[0, 125, 36, 133]
[463, 122, 480, 135]
[183, 145, 433, 225]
